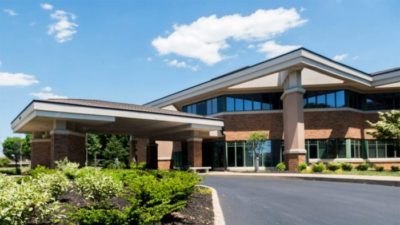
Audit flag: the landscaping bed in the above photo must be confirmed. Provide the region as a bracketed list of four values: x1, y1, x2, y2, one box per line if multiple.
[0, 159, 204, 225]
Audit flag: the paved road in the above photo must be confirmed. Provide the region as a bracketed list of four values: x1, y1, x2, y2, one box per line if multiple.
[203, 175, 400, 225]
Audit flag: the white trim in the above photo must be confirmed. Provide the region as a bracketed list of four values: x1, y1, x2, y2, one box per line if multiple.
[367, 158, 400, 163]
[50, 129, 85, 137]
[31, 138, 51, 143]
[283, 149, 307, 155]
[158, 157, 172, 161]
[309, 158, 365, 163]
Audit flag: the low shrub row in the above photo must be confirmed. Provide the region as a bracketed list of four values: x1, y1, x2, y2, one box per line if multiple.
[0, 159, 201, 225]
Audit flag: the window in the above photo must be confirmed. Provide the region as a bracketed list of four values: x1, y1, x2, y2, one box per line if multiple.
[307, 140, 318, 159]
[235, 97, 243, 111]
[326, 91, 336, 107]
[351, 140, 362, 158]
[336, 90, 345, 107]
[244, 96, 252, 111]
[227, 145, 235, 167]
[236, 143, 244, 167]
[227, 97, 235, 112]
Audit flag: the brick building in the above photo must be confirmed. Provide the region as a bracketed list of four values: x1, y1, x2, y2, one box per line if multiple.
[12, 48, 400, 171]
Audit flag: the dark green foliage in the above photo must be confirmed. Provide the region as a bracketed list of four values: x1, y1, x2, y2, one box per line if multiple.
[327, 162, 341, 171]
[87, 134, 130, 168]
[297, 162, 307, 171]
[375, 166, 384, 172]
[70, 208, 128, 225]
[391, 166, 400, 172]
[312, 163, 326, 172]
[341, 162, 353, 171]
[356, 163, 369, 171]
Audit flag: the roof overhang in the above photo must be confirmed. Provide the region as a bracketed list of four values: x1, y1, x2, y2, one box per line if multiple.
[145, 48, 399, 108]
[12, 101, 224, 141]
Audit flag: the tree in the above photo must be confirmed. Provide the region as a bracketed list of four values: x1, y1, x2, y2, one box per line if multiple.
[367, 110, 400, 151]
[21, 134, 31, 160]
[246, 132, 267, 172]
[103, 135, 129, 168]
[86, 134, 102, 166]
[2, 137, 24, 172]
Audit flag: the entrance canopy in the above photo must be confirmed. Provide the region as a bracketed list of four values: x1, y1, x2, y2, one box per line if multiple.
[12, 99, 224, 141]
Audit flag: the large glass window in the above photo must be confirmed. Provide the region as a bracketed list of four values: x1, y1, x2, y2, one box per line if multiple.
[235, 97, 244, 111]
[236, 143, 244, 167]
[227, 145, 235, 167]
[226, 97, 235, 112]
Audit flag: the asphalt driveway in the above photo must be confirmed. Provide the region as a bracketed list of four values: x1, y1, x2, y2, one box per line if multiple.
[203, 175, 400, 225]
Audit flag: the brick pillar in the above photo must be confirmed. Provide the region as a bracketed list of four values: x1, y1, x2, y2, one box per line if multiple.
[50, 130, 86, 168]
[136, 138, 148, 163]
[187, 138, 202, 167]
[281, 69, 306, 171]
[31, 138, 52, 168]
[129, 136, 136, 163]
[146, 140, 158, 169]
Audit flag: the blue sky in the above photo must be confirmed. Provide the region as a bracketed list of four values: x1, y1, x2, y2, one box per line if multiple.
[1, 0, 399, 155]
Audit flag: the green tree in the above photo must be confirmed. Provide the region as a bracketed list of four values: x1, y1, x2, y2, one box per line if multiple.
[21, 134, 31, 160]
[246, 132, 267, 172]
[2, 137, 24, 172]
[103, 135, 129, 168]
[86, 134, 102, 166]
[367, 110, 400, 151]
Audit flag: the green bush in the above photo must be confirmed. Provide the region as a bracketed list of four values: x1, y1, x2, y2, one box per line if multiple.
[375, 166, 384, 172]
[70, 208, 128, 225]
[75, 169, 123, 202]
[0, 168, 18, 175]
[312, 163, 326, 173]
[275, 162, 286, 171]
[341, 163, 353, 171]
[356, 163, 369, 171]
[0, 157, 11, 167]
[327, 162, 341, 171]
[297, 162, 307, 171]
[391, 166, 400, 172]
[56, 158, 80, 179]
[29, 166, 56, 178]
[36, 172, 69, 198]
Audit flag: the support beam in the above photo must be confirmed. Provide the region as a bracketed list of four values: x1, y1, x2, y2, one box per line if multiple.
[281, 69, 307, 171]
[187, 137, 203, 167]
[146, 140, 158, 169]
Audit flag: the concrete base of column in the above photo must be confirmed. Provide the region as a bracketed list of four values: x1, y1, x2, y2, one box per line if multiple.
[284, 153, 306, 172]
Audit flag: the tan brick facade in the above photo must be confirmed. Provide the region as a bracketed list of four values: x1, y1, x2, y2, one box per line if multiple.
[158, 160, 172, 170]
[284, 153, 305, 171]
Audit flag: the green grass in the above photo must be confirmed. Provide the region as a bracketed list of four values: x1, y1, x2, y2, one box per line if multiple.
[302, 168, 400, 176]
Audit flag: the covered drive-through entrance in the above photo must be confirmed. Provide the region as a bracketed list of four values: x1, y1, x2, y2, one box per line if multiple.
[11, 99, 224, 168]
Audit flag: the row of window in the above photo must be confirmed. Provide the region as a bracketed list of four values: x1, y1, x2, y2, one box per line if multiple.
[306, 139, 399, 159]
[182, 90, 400, 115]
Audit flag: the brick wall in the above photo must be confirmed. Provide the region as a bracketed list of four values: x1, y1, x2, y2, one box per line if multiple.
[217, 110, 379, 141]
[51, 133, 85, 167]
[187, 141, 202, 167]
[31, 140, 51, 168]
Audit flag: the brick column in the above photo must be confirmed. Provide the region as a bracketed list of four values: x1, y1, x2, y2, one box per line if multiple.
[281, 69, 306, 171]
[129, 136, 136, 163]
[146, 140, 158, 169]
[50, 130, 86, 168]
[187, 138, 202, 167]
[31, 133, 52, 168]
[136, 138, 148, 163]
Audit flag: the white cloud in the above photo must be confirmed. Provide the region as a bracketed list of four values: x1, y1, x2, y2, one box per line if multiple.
[3, 9, 18, 16]
[164, 59, 199, 71]
[258, 40, 300, 58]
[48, 10, 78, 43]
[0, 60, 2, 67]
[146, 57, 153, 62]
[30, 86, 67, 99]
[40, 3, 54, 11]
[333, 53, 348, 62]
[152, 8, 306, 65]
[0, 72, 39, 86]
[247, 44, 255, 49]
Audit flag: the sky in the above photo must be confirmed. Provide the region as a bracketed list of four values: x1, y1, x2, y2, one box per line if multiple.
[1, 0, 400, 155]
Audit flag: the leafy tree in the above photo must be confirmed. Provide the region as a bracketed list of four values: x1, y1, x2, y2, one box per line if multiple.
[367, 110, 400, 151]
[21, 134, 31, 160]
[246, 132, 267, 172]
[2, 137, 24, 172]
[86, 134, 102, 166]
[103, 135, 129, 168]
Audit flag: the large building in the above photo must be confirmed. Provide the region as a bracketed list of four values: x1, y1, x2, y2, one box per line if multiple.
[12, 48, 400, 171]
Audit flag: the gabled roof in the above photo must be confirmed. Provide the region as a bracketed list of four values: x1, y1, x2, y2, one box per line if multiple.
[145, 47, 400, 108]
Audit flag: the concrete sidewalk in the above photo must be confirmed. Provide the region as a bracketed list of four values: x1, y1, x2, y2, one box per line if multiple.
[205, 171, 400, 186]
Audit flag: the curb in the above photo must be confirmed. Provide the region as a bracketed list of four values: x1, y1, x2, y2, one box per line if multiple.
[204, 172, 400, 187]
[197, 184, 226, 225]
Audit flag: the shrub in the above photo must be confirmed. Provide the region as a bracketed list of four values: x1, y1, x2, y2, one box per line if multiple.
[327, 162, 341, 171]
[0, 168, 18, 175]
[297, 162, 307, 171]
[312, 163, 326, 173]
[70, 208, 127, 225]
[375, 166, 384, 172]
[75, 169, 123, 202]
[0, 175, 63, 224]
[356, 163, 369, 171]
[29, 166, 56, 178]
[55, 158, 80, 179]
[275, 162, 286, 171]
[0, 157, 11, 167]
[36, 172, 69, 198]
[341, 163, 353, 171]
[391, 166, 400, 172]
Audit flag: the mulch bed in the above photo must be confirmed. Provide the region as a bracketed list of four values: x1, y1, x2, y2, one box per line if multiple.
[160, 187, 214, 225]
